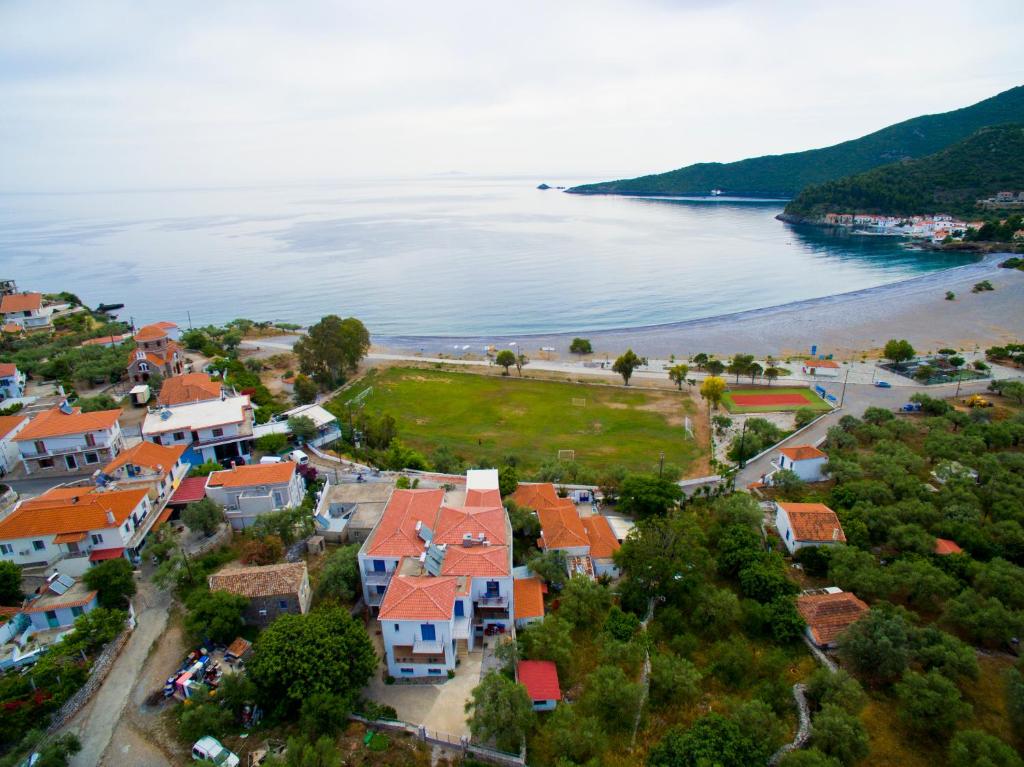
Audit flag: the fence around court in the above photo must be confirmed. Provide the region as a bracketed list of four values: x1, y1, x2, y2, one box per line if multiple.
[348, 713, 525, 766]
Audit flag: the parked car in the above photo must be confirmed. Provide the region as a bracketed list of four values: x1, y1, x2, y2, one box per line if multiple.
[900, 402, 922, 412]
[874, 381, 892, 388]
[259, 456, 283, 464]
[287, 450, 310, 465]
[192, 737, 240, 766]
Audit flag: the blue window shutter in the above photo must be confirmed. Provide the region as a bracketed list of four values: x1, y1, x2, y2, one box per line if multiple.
[421, 624, 436, 641]
[454, 600, 464, 617]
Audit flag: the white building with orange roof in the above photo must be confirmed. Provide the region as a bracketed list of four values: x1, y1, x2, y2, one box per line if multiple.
[101, 440, 190, 514]
[0, 484, 153, 571]
[801, 359, 841, 378]
[359, 469, 514, 676]
[127, 322, 185, 383]
[157, 373, 222, 406]
[204, 462, 306, 530]
[0, 414, 30, 475]
[772, 444, 828, 483]
[0, 362, 27, 400]
[775, 501, 846, 555]
[12, 403, 125, 476]
[0, 292, 54, 331]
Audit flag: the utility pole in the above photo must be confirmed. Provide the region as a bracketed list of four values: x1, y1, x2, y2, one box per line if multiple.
[187, 310, 193, 331]
[658, 451, 665, 479]
[738, 420, 748, 469]
[839, 366, 850, 407]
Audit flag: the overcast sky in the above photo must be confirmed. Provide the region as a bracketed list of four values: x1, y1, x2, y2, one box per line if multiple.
[2, 0, 1022, 192]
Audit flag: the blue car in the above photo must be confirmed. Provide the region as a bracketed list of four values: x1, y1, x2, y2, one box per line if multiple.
[874, 381, 892, 388]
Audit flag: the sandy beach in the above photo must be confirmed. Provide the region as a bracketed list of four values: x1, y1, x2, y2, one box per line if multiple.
[373, 253, 1024, 360]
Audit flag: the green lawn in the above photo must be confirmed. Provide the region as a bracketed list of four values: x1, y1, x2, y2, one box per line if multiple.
[335, 366, 704, 475]
[720, 386, 832, 414]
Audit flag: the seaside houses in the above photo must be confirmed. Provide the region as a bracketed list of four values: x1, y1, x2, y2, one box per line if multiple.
[0, 485, 153, 573]
[772, 445, 828, 483]
[209, 562, 312, 627]
[157, 372, 222, 406]
[775, 501, 846, 555]
[127, 322, 185, 383]
[358, 469, 514, 678]
[313, 480, 392, 543]
[0, 415, 29, 476]
[252, 402, 342, 448]
[205, 462, 306, 530]
[13, 403, 125, 476]
[100, 441, 190, 518]
[0, 292, 54, 332]
[802, 359, 841, 378]
[0, 363, 27, 400]
[142, 385, 254, 467]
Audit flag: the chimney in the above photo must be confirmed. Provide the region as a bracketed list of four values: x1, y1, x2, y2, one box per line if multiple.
[106, 510, 115, 525]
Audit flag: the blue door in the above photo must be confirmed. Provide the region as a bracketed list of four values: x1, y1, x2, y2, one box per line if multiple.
[421, 624, 436, 641]
[454, 600, 464, 618]
[486, 580, 499, 597]
[373, 559, 386, 572]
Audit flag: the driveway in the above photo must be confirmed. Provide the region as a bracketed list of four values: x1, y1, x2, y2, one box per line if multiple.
[65, 578, 173, 767]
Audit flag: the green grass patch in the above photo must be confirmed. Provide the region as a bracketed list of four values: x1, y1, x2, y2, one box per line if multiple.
[720, 386, 831, 414]
[334, 367, 703, 475]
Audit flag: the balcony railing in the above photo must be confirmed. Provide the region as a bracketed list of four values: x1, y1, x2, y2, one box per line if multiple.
[363, 572, 393, 586]
[24, 443, 114, 458]
[476, 595, 508, 608]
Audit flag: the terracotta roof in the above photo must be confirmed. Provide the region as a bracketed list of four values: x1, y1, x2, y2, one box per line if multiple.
[158, 374, 222, 406]
[807, 359, 840, 368]
[0, 363, 18, 377]
[133, 323, 170, 342]
[103, 440, 185, 476]
[0, 487, 147, 539]
[171, 476, 209, 504]
[209, 562, 307, 599]
[538, 504, 589, 549]
[513, 577, 545, 619]
[52, 531, 87, 544]
[518, 660, 560, 701]
[14, 406, 122, 441]
[433, 506, 508, 545]
[1, 323, 23, 334]
[934, 538, 964, 556]
[81, 334, 129, 347]
[378, 574, 456, 621]
[465, 488, 502, 506]
[0, 415, 28, 441]
[509, 483, 562, 511]
[154, 321, 178, 331]
[23, 589, 98, 613]
[797, 591, 869, 645]
[779, 445, 827, 461]
[440, 545, 511, 577]
[365, 489, 445, 557]
[1, 293, 42, 314]
[226, 637, 252, 658]
[582, 515, 621, 559]
[207, 462, 296, 488]
[779, 503, 846, 543]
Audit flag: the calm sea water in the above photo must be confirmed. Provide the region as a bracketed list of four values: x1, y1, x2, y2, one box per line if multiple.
[0, 177, 969, 336]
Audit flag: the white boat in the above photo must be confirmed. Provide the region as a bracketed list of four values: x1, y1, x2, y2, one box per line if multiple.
[710, 188, 723, 196]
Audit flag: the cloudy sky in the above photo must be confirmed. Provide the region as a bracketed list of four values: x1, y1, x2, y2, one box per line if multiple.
[2, 0, 1022, 192]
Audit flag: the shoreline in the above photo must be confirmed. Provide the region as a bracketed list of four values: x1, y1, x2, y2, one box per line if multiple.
[371, 253, 1024, 359]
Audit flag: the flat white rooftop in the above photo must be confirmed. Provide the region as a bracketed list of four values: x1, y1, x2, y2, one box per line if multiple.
[143, 394, 250, 435]
[465, 468, 499, 491]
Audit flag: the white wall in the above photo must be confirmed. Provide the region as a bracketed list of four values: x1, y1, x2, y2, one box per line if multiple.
[382, 617, 455, 677]
[779, 456, 827, 482]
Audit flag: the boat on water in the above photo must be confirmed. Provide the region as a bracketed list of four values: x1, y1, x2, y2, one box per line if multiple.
[710, 188, 723, 196]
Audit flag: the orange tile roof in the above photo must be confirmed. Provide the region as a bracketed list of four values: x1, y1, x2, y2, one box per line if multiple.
[209, 562, 307, 598]
[133, 323, 170, 342]
[0, 486, 147, 539]
[434, 505, 508, 545]
[80, 334, 129, 347]
[806, 359, 840, 368]
[207, 462, 296, 488]
[0, 363, 17, 377]
[378, 574, 456, 621]
[158, 373, 222, 406]
[23, 589, 98, 613]
[465, 488, 502, 506]
[103, 441, 185, 476]
[779, 503, 846, 543]
[538, 504, 589, 549]
[14, 406, 122, 441]
[582, 515, 621, 559]
[1, 323, 23, 334]
[797, 591, 869, 645]
[779, 445, 827, 461]
[513, 577, 545, 619]
[934, 538, 963, 556]
[0, 415, 28, 441]
[365, 489, 445, 557]
[440, 544, 510, 577]
[52, 531, 87, 543]
[1, 293, 42, 314]
[509, 483, 562, 511]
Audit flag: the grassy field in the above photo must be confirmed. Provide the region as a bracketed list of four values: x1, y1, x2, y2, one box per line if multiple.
[336, 366, 704, 476]
[721, 386, 832, 414]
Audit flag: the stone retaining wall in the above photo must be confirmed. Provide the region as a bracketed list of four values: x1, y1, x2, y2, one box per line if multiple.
[46, 623, 133, 733]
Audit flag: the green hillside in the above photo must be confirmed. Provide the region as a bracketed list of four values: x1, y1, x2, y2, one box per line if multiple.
[783, 124, 1024, 219]
[567, 85, 1024, 198]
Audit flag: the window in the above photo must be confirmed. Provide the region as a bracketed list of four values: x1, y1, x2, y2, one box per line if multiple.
[32, 540, 45, 551]
[45, 610, 57, 621]
[420, 624, 436, 641]
[34, 440, 45, 454]
[84, 452, 99, 464]
[71, 606, 84, 617]
[139, 362, 149, 372]
[65, 455, 78, 470]
[373, 560, 387, 573]
[400, 668, 414, 675]
[91, 534, 104, 545]
[785, 529, 791, 541]
[173, 431, 185, 441]
[39, 458, 54, 468]
[212, 428, 224, 438]
[85, 433, 96, 447]
[279, 600, 288, 609]
[428, 669, 442, 675]
[376, 585, 386, 594]
[454, 600, 464, 618]
[394, 623, 400, 632]
[152, 435, 162, 445]
[486, 580, 500, 597]
[273, 491, 285, 507]
[0, 544, 12, 555]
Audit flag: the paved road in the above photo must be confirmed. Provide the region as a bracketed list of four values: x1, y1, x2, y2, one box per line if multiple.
[3, 473, 93, 498]
[65, 579, 172, 767]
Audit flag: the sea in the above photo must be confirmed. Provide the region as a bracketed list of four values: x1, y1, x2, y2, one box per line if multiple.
[0, 176, 971, 339]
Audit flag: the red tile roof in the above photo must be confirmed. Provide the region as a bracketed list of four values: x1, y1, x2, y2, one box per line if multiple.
[210, 562, 308, 598]
[797, 591, 869, 645]
[158, 373, 222, 406]
[509, 483, 562, 511]
[0, 415, 28, 442]
[0, 293, 42, 314]
[465, 488, 502, 506]
[434, 505, 508, 545]
[378, 574, 456, 621]
[171, 476, 208, 505]
[207, 462, 295, 488]
[582, 515, 620, 559]
[779, 445, 827, 461]
[513, 577, 545, 620]
[807, 359, 840, 368]
[0, 362, 18, 377]
[14, 406, 122, 441]
[81, 334, 129, 347]
[23, 589, 98, 613]
[0, 487, 146, 539]
[365, 489, 445, 557]
[440, 545, 510, 577]
[779, 503, 846, 544]
[538, 503, 588, 549]
[518, 660, 560, 701]
[934, 538, 963, 556]
[103, 441, 185, 476]
[133, 323, 170, 342]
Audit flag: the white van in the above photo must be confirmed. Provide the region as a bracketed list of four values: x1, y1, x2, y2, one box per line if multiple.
[192, 737, 239, 766]
[287, 450, 310, 465]
[259, 456, 283, 464]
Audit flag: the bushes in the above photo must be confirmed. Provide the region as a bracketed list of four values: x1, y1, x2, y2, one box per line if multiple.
[82, 558, 136, 609]
[184, 590, 248, 644]
[255, 433, 288, 454]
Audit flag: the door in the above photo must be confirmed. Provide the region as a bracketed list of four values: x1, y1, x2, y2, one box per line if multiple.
[45, 610, 59, 629]
[420, 624, 436, 641]
[454, 600, 464, 618]
[373, 560, 387, 572]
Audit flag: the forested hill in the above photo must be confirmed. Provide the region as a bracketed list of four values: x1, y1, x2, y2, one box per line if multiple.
[567, 85, 1024, 198]
[782, 124, 1024, 219]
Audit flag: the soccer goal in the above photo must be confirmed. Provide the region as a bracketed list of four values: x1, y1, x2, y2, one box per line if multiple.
[684, 416, 694, 439]
[571, 397, 586, 407]
[558, 449, 576, 461]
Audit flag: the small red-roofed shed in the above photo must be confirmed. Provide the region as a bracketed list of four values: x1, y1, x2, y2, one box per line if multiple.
[518, 660, 560, 711]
